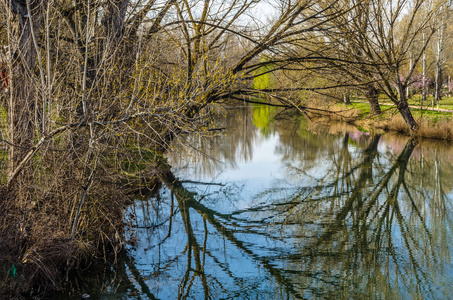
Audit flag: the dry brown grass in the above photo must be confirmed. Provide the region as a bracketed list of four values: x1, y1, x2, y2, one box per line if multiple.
[302, 98, 453, 142]
[416, 119, 453, 140]
[306, 103, 361, 124]
[372, 115, 410, 134]
[365, 114, 453, 140]
[328, 105, 362, 120]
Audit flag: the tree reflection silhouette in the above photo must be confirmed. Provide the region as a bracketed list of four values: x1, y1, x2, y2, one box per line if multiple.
[157, 162, 303, 299]
[52, 108, 453, 298]
[120, 105, 453, 299]
[142, 133, 453, 299]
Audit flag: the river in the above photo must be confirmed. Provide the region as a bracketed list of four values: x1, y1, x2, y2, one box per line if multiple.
[56, 105, 453, 299]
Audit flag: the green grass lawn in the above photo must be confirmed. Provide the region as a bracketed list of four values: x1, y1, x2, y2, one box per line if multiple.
[341, 97, 452, 123]
[407, 95, 453, 110]
[378, 93, 453, 110]
[351, 93, 453, 110]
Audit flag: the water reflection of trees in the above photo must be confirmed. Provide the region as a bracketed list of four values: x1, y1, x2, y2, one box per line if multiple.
[124, 132, 453, 299]
[253, 135, 453, 298]
[168, 107, 258, 179]
[127, 106, 453, 298]
[168, 106, 345, 180]
[155, 165, 306, 299]
[135, 130, 453, 299]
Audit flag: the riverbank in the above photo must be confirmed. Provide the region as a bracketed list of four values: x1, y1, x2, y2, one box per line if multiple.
[0, 185, 127, 299]
[315, 101, 453, 140]
[0, 150, 161, 298]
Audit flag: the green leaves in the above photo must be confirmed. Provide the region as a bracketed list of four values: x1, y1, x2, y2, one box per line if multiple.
[252, 58, 275, 90]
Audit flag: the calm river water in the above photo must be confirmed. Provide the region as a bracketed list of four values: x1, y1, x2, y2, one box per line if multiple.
[57, 105, 453, 299]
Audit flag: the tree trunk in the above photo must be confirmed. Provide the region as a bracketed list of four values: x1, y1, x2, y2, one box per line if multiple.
[365, 85, 381, 115]
[6, 0, 42, 192]
[435, 65, 442, 102]
[397, 99, 418, 131]
[434, 14, 446, 103]
[422, 31, 427, 101]
[406, 47, 413, 99]
[434, 24, 444, 102]
[103, 0, 128, 53]
[343, 92, 350, 105]
[448, 76, 452, 94]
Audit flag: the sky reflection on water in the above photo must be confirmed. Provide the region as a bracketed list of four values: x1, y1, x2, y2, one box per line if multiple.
[122, 107, 453, 299]
[56, 106, 453, 299]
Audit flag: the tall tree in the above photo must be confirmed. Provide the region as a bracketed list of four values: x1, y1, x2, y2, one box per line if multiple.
[433, 3, 448, 102]
[3, 0, 44, 195]
[326, 0, 443, 130]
